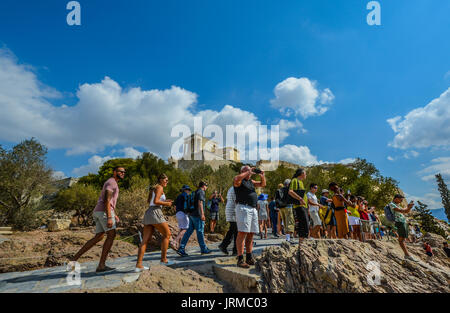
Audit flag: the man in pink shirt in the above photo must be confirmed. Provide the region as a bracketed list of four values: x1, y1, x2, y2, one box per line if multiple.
[70, 166, 125, 273]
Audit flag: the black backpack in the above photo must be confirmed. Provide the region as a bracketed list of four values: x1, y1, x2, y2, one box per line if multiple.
[184, 192, 196, 214]
[275, 186, 289, 208]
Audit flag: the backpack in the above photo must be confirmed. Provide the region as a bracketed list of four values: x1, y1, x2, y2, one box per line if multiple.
[384, 204, 395, 222]
[184, 192, 196, 214]
[319, 205, 332, 225]
[275, 186, 289, 208]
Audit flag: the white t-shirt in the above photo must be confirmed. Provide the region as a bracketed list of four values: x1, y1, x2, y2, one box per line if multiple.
[307, 192, 319, 212]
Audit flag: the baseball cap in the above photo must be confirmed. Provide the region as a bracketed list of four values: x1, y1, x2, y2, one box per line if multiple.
[181, 184, 191, 191]
[394, 194, 405, 199]
[322, 189, 329, 194]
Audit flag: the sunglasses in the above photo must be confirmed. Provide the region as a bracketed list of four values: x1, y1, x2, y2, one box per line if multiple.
[116, 170, 126, 174]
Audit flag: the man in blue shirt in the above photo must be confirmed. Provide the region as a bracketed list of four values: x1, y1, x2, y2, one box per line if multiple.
[177, 181, 212, 256]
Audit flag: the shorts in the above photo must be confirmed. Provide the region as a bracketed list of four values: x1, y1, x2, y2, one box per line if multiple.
[144, 206, 167, 225]
[294, 206, 309, 238]
[395, 221, 409, 238]
[93, 211, 116, 234]
[258, 209, 268, 221]
[236, 204, 259, 234]
[176, 211, 190, 230]
[279, 206, 295, 233]
[361, 220, 371, 233]
[210, 211, 219, 221]
[309, 210, 322, 227]
[348, 216, 360, 226]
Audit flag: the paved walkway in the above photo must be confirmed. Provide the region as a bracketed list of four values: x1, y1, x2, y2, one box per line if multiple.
[0, 233, 285, 293]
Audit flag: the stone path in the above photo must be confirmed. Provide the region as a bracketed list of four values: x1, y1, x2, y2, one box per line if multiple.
[0, 232, 285, 293]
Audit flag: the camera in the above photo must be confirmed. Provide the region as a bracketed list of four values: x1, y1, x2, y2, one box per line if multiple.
[253, 168, 262, 174]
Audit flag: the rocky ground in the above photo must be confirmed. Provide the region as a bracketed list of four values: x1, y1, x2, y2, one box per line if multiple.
[72, 264, 231, 293]
[0, 228, 137, 273]
[0, 219, 220, 273]
[256, 236, 450, 293]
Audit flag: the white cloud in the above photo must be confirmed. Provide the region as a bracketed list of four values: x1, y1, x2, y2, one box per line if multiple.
[72, 155, 113, 177]
[387, 156, 395, 161]
[418, 157, 450, 181]
[403, 150, 419, 159]
[404, 192, 442, 210]
[388, 88, 450, 149]
[338, 158, 356, 164]
[276, 144, 322, 166]
[0, 49, 299, 161]
[278, 119, 306, 141]
[120, 147, 142, 159]
[270, 77, 334, 119]
[52, 171, 67, 180]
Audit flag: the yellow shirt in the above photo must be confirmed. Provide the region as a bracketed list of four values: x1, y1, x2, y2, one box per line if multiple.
[347, 205, 360, 218]
[289, 178, 308, 208]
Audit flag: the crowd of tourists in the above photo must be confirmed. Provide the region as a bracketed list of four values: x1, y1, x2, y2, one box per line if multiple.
[69, 165, 447, 273]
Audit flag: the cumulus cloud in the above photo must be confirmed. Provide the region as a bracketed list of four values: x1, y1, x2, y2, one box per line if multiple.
[120, 147, 142, 159]
[52, 171, 67, 180]
[276, 144, 322, 166]
[418, 157, 450, 181]
[387, 156, 395, 161]
[388, 88, 450, 149]
[338, 158, 356, 164]
[0, 49, 303, 161]
[404, 192, 443, 210]
[72, 155, 113, 177]
[403, 150, 419, 159]
[270, 77, 334, 119]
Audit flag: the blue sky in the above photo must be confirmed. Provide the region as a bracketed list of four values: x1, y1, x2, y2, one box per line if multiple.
[0, 0, 449, 209]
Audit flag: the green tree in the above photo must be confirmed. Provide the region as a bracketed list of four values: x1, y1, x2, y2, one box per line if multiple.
[53, 183, 99, 226]
[435, 173, 450, 222]
[264, 165, 295, 198]
[189, 164, 213, 189]
[0, 138, 53, 228]
[414, 201, 446, 237]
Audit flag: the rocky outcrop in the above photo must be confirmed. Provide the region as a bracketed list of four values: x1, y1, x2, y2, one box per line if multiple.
[256, 239, 450, 293]
[47, 219, 72, 232]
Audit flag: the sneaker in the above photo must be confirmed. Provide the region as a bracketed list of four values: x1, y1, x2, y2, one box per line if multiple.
[237, 259, 250, 268]
[177, 249, 189, 257]
[201, 249, 212, 255]
[218, 245, 229, 255]
[246, 257, 256, 266]
[160, 260, 175, 266]
[274, 234, 280, 238]
[134, 266, 149, 273]
[405, 255, 418, 262]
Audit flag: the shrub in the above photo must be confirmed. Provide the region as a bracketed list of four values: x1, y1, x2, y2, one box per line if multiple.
[116, 177, 149, 226]
[53, 183, 99, 226]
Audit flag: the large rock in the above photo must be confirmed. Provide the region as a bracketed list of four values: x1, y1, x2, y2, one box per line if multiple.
[47, 219, 72, 232]
[421, 232, 447, 248]
[256, 239, 450, 293]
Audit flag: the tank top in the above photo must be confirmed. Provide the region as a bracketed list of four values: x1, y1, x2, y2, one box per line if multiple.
[150, 190, 166, 207]
[234, 179, 258, 208]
